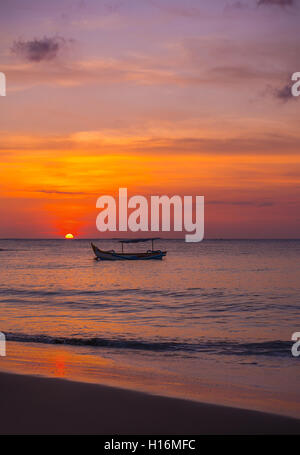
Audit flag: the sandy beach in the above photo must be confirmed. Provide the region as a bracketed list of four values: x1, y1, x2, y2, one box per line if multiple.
[0, 371, 299, 435]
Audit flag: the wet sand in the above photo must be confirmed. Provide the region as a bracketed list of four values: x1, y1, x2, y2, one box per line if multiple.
[0, 371, 299, 435]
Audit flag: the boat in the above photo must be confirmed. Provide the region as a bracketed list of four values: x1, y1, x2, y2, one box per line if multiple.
[91, 238, 167, 261]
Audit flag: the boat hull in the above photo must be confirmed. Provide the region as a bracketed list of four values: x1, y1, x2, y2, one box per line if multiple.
[91, 243, 167, 261]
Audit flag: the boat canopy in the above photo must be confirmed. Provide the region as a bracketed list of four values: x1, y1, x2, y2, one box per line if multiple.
[118, 238, 160, 244]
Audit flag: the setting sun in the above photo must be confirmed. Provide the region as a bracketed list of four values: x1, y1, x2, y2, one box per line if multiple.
[65, 233, 74, 239]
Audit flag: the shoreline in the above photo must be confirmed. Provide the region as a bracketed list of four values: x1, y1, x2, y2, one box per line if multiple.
[0, 370, 299, 435]
[1, 339, 300, 422]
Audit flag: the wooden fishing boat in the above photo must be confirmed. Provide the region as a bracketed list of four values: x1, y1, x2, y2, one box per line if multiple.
[91, 238, 166, 261]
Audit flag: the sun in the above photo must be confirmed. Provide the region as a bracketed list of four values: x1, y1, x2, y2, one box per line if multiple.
[65, 233, 74, 239]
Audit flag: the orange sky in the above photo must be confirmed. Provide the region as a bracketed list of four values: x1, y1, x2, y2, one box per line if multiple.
[0, 0, 300, 238]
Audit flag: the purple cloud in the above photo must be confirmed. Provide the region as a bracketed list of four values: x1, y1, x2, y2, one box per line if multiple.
[257, 0, 294, 6]
[11, 36, 72, 62]
[274, 84, 296, 101]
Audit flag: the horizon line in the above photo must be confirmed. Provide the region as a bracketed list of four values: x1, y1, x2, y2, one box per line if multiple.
[1, 238, 300, 241]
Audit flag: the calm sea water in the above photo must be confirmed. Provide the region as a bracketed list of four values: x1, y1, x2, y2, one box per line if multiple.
[0, 239, 299, 417]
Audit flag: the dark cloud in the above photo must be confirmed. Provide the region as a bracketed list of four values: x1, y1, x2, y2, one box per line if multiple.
[208, 200, 274, 207]
[34, 189, 90, 195]
[128, 134, 300, 156]
[257, 0, 294, 6]
[274, 84, 295, 101]
[11, 36, 72, 62]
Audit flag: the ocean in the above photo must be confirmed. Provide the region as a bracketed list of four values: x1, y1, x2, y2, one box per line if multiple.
[0, 239, 299, 418]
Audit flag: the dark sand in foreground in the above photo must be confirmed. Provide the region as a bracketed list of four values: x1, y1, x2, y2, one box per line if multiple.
[0, 371, 299, 435]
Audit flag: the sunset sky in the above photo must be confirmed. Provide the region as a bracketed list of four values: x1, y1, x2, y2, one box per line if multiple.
[1, 0, 300, 238]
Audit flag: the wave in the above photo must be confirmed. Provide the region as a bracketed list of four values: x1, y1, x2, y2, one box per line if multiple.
[0, 286, 292, 303]
[4, 332, 293, 357]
